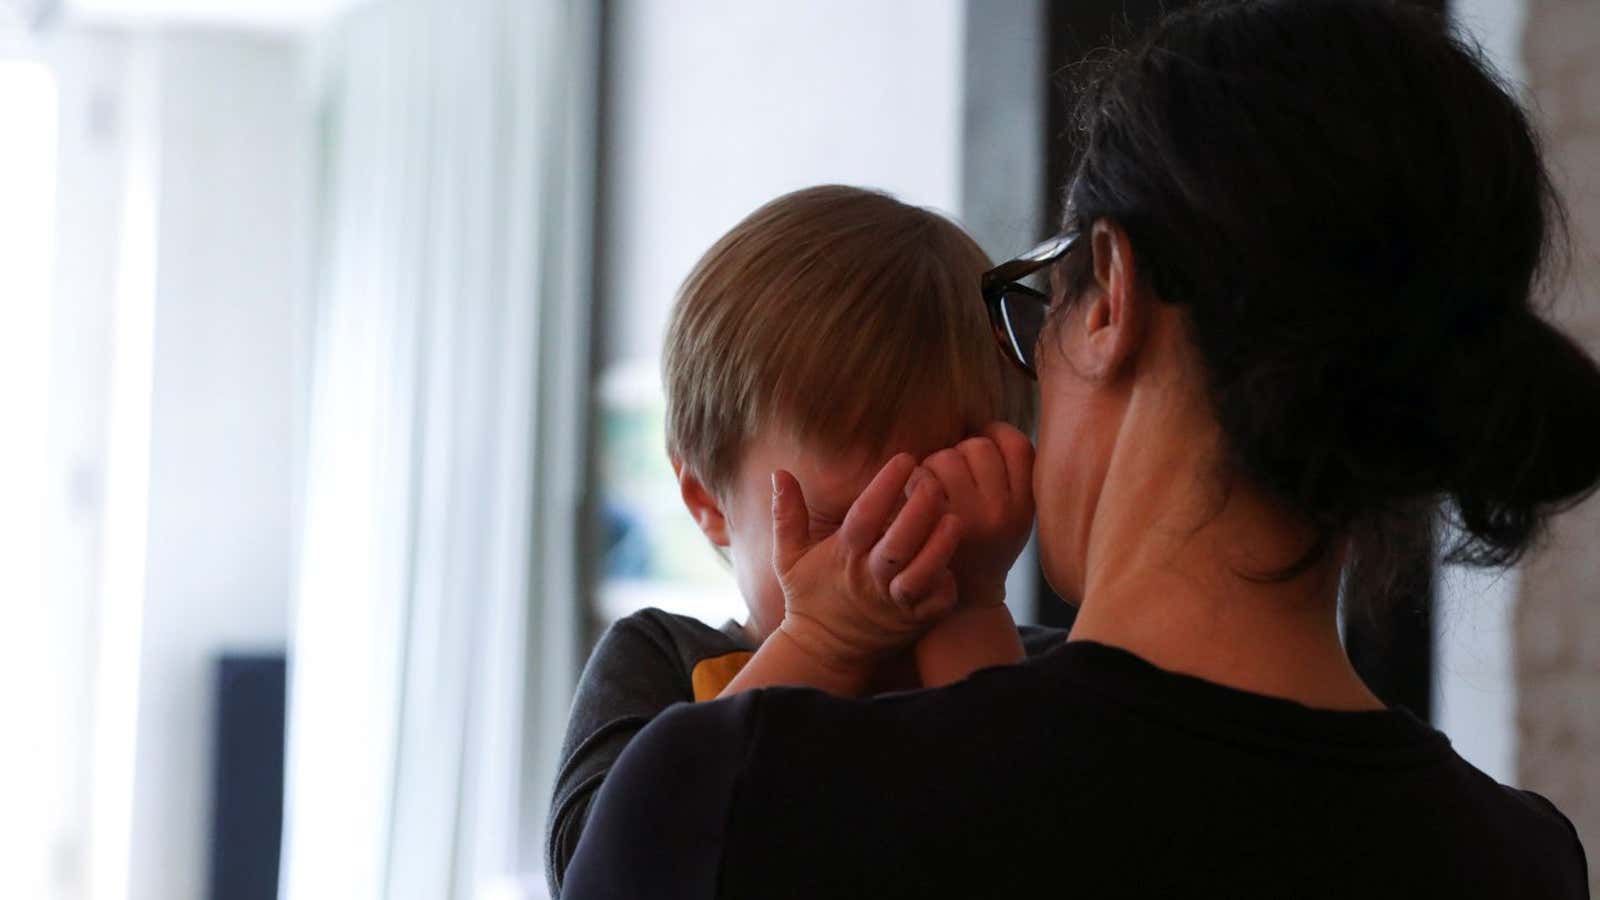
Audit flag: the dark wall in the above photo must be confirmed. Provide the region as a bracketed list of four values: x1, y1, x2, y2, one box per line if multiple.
[207, 654, 287, 900]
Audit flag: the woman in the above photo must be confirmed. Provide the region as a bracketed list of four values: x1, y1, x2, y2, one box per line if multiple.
[563, 1, 1600, 897]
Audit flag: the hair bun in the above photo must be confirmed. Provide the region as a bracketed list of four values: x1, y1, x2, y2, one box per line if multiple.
[1443, 312, 1600, 565]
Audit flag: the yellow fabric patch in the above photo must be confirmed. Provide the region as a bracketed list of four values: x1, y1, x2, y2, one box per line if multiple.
[691, 651, 755, 702]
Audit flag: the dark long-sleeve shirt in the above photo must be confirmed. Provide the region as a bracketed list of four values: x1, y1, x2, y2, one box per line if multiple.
[563, 638, 1589, 900]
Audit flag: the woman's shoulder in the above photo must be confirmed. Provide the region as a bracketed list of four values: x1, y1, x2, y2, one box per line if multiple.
[559, 691, 759, 899]
[1424, 764, 1590, 897]
[605, 685, 761, 779]
[1516, 788, 1589, 888]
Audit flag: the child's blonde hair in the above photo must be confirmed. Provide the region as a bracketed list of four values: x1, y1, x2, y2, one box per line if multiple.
[664, 185, 1035, 494]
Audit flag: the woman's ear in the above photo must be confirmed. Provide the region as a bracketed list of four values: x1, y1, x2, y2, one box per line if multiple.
[672, 458, 730, 547]
[1080, 219, 1148, 378]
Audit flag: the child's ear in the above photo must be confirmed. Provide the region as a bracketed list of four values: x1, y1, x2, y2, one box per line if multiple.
[672, 458, 730, 547]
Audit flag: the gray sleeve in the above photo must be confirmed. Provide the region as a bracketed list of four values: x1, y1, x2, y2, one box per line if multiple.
[1018, 623, 1071, 658]
[546, 614, 696, 897]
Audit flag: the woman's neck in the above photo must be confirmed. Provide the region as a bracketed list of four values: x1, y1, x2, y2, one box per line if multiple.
[1066, 360, 1383, 712]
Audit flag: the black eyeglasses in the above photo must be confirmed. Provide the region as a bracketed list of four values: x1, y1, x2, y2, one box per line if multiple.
[981, 231, 1079, 379]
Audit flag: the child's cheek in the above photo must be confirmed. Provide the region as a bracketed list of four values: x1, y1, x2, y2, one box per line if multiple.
[727, 527, 787, 643]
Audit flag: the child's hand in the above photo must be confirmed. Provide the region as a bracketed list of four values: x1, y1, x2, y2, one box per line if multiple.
[920, 423, 1035, 609]
[771, 453, 963, 676]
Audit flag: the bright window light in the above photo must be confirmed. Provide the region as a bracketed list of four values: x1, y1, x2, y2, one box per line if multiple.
[89, 45, 160, 900]
[0, 57, 61, 900]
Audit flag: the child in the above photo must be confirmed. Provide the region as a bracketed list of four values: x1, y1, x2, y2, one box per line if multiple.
[545, 185, 1067, 896]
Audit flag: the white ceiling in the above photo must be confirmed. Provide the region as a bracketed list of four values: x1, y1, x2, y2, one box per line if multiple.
[64, 0, 367, 32]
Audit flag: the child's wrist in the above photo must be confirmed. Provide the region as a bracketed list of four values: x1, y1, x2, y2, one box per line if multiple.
[938, 601, 1016, 631]
[774, 619, 876, 693]
[958, 577, 1008, 609]
[915, 603, 1023, 687]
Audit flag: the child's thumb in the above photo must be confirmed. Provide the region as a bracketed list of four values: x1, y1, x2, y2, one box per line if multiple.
[770, 470, 809, 572]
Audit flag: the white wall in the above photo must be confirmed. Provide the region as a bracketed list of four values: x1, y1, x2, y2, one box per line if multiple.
[600, 0, 968, 365]
[66, 0, 368, 33]
[0, 28, 303, 900]
[1513, 1, 1600, 884]
[39, 32, 133, 900]
[0, 50, 68, 900]
[108, 29, 308, 900]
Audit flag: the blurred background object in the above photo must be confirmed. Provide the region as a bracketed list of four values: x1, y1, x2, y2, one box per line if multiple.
[0, 0, 1594, 898]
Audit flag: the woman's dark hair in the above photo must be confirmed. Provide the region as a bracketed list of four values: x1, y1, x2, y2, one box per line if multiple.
[1057, 0, 1600, 603]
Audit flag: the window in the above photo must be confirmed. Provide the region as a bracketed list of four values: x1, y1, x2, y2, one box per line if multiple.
[0, 56, 64, 900]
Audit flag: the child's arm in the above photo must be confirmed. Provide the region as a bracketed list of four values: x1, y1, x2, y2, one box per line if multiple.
[546, 612, 707, 896]
[915, 603, 1026, 688]
[914, 423, 1036, 687]
[717, 454, 962, 699]
[716, 627, 877, 697]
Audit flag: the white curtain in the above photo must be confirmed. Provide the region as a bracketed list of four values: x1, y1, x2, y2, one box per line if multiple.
[280, 0, 595, 897]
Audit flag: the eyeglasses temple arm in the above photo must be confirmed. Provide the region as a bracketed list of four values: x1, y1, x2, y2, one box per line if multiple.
[980, 231, 1080, 291]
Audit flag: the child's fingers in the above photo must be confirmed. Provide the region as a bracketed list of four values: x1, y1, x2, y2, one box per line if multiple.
[922, 446, 976, 504]
[907, 570, 958, 624]
[868, 475, 946, 590]
[958, 436, 1009, 501]
[839, 453, 918, 554]
[982, 422, 1036, 507]
[770, 469, 811, 574]
[889, 514, 963, 608]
